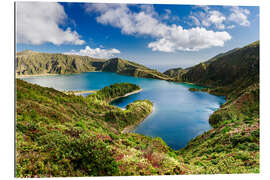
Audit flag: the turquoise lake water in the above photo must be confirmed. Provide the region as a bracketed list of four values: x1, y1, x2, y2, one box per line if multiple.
[21, 72, 226, 150]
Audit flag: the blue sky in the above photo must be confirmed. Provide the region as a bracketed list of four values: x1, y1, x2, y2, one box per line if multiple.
[16, 2, 259, 71]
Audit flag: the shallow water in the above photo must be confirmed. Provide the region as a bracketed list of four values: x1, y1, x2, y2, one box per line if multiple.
[21, 72, 225, 150]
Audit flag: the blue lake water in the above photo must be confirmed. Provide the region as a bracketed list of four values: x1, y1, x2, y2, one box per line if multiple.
[21, 72, 226, 150]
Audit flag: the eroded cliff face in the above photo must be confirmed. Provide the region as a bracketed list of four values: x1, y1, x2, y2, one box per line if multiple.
[16, 50, 105, 75]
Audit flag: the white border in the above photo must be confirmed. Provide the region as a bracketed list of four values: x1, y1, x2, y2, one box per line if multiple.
[1, 0, 269, 180]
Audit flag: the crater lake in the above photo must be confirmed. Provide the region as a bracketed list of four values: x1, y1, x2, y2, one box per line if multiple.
[20, 72, 225, 150]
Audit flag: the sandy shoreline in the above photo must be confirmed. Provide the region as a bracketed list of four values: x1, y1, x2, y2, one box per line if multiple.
[16, 71, 105, 78]
[61, 87, 141, 97]
[63, 87, 142, 99]
[63, 90, 97, 95]
[16, 73, 59, 78]
[110, 88, 142, 102]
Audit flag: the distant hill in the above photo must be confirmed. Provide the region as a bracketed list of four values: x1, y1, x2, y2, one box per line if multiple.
[163, 67, 187, 81]
[16, 41, 260, 176]
[163, 48, 241, 82]
[174, 41, 260, 174]
[16, 50, 106, 75]
[16, 50, 171, 80]
[164, 41, 259, 97]
[101, 58, 171, 80]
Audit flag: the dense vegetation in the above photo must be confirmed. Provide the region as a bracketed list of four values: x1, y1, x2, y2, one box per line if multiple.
[16, 40, 260, 176]
[172, 41, 260, 174]
[17, 79, 188, 177]
[178, 83, 259, 174]
[87, 82, 140, 103]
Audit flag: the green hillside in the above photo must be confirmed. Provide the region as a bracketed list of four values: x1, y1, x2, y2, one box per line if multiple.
[16, 79, 189, 177]
[167, 41, 260, 174]
[165, 41, 259, 97]
[163, 67, 187, 81]
[16, 51, 172, 80]
[16, 41, 260, 176]
[178, 82, 259, 174]
[101, 58, 171, 80]
[16, 78, 259, 177]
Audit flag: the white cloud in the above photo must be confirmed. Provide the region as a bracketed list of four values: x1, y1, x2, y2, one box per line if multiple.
[85, 4, 231, 52]
[192, 10, 226, 30]
[16, 2, 85, 45]
[148, 26, 231, 52]
[189, 15, 200, 26]
[64, 46, 120, 59]
[190, 6, 250, 30]
[208, 11, 226, 29]
[228, 6, 250, 26]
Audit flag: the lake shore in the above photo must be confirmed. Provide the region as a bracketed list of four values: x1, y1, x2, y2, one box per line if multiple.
[19, 71, 224, 150]
[16, 73, 59, 78]
[110, 88, 142, 102]
[16, 71, 106, 78]
[62, 90, 97, 95]
[121, 105, 155, 134]
[62, 87, 141, 98]
[108, 87, 154, 134]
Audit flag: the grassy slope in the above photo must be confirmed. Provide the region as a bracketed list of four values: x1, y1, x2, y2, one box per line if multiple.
[183, 41, 259, 96]
[174, 41, 260, 173]
[16, 79, 259, 177]
[165, 41, 259, 95]
[16, 79, 187, 177]
[178, 83, 259, 174]
[16, 41, 260, 176]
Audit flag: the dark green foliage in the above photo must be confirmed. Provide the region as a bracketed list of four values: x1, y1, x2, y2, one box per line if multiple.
[16, 40, 260, 176]
[90, 82, 140, 102]
[103, 99, 153, 129]
[16, 79, 160, 177]
[172, 41, 260, 174]
[17, 130, 119, 177]
[178, 83, 259, 174]
[64, 135, 120, 176]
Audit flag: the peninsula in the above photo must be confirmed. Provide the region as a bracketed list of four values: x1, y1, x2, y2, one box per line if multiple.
[16, 41, 259, 176]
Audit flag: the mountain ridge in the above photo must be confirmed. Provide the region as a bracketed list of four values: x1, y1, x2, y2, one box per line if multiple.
[164, 40, 259, 97]
[16, 40, 260, 176]
[16, 51, 172, 81]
